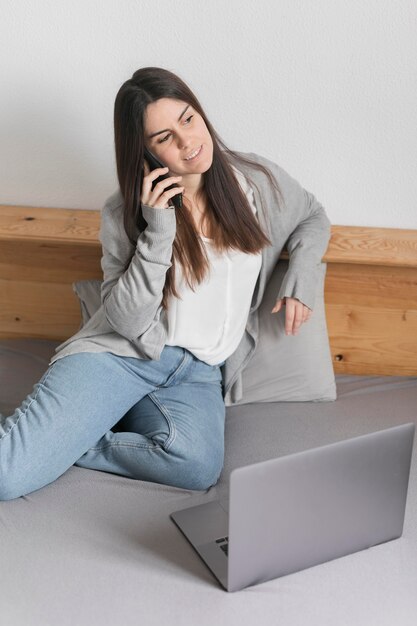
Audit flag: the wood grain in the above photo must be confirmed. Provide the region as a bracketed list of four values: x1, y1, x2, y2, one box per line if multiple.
[0, 205, 99, 243]
[1, 206, 416, 266]
[327, 225, 417, 268]
[1, 204, 417, 375]
[0, 278, 81, 339]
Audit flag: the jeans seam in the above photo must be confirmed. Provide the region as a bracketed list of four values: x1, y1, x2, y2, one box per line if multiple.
[147, 391, 176, 450]
[161, 349, 189, 387]
[88, 393, 177, 453]
[0, 363, 57, 441]
[89, 441, 162, 451]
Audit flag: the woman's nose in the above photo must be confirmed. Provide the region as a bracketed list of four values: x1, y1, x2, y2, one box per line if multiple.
[176, 131, 190, 150]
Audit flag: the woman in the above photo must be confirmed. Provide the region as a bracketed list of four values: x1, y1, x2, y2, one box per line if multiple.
[0, 67, 331, 501]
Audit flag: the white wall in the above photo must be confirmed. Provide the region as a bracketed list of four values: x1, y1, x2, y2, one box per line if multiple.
[1, 0, 416, 228]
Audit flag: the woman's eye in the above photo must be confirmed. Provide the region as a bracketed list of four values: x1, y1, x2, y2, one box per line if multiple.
[157, 116, 193, 144]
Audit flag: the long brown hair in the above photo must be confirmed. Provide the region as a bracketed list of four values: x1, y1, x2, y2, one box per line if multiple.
[114, 67, 283, 310]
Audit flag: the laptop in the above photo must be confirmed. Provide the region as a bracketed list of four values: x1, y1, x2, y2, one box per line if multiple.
[170, 422, 415, 592]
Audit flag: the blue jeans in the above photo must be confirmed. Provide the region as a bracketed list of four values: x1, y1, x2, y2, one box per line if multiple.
[0, 345, 226, 501]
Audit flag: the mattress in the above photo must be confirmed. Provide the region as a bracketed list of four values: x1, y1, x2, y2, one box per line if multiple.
[1, 339, 417, 626]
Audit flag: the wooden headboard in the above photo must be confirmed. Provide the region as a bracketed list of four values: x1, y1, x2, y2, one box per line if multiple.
[1, 204, 416, 376]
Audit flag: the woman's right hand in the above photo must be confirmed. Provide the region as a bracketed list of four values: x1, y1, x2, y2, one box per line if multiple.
[141, 160, 184, 209]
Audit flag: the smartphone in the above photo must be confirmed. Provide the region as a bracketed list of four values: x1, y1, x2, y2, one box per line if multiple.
[144, 148, 183, 209]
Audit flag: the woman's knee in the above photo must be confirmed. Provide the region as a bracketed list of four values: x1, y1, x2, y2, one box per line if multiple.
[172, 444, 225, 491]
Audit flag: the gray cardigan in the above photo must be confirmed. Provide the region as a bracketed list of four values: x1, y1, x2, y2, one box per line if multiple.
[50, 151, 331, 404]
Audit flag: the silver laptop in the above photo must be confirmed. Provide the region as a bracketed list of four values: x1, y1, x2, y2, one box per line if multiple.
[171, 422, 415, 592]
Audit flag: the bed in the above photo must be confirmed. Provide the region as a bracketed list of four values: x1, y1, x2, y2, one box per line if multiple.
[1, 205, 417, 626]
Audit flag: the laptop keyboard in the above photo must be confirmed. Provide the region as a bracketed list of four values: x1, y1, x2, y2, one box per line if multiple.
[215, 536, 229, 556]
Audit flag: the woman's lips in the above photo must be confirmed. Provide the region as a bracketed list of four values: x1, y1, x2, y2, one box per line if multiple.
[184, 145, 203, 162]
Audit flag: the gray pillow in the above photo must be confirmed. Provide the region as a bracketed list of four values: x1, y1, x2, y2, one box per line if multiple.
[0, 338, 62, 416]
[235, 260, 336, 404]
[72, 260, 336, 403]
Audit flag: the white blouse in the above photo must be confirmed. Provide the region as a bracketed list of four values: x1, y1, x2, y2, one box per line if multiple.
[165, 166, 263, 365]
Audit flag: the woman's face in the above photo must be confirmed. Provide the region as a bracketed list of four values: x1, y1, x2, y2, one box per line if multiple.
[144, 98, 213, 177]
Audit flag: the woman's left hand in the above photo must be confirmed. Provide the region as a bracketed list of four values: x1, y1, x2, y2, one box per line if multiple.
[271, 297, 312, 335]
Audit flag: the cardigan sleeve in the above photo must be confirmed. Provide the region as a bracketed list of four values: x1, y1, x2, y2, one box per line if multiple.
[268, 162, 331, 310]
[277, 188, 331, 309]
[99, 197, 176, 341]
